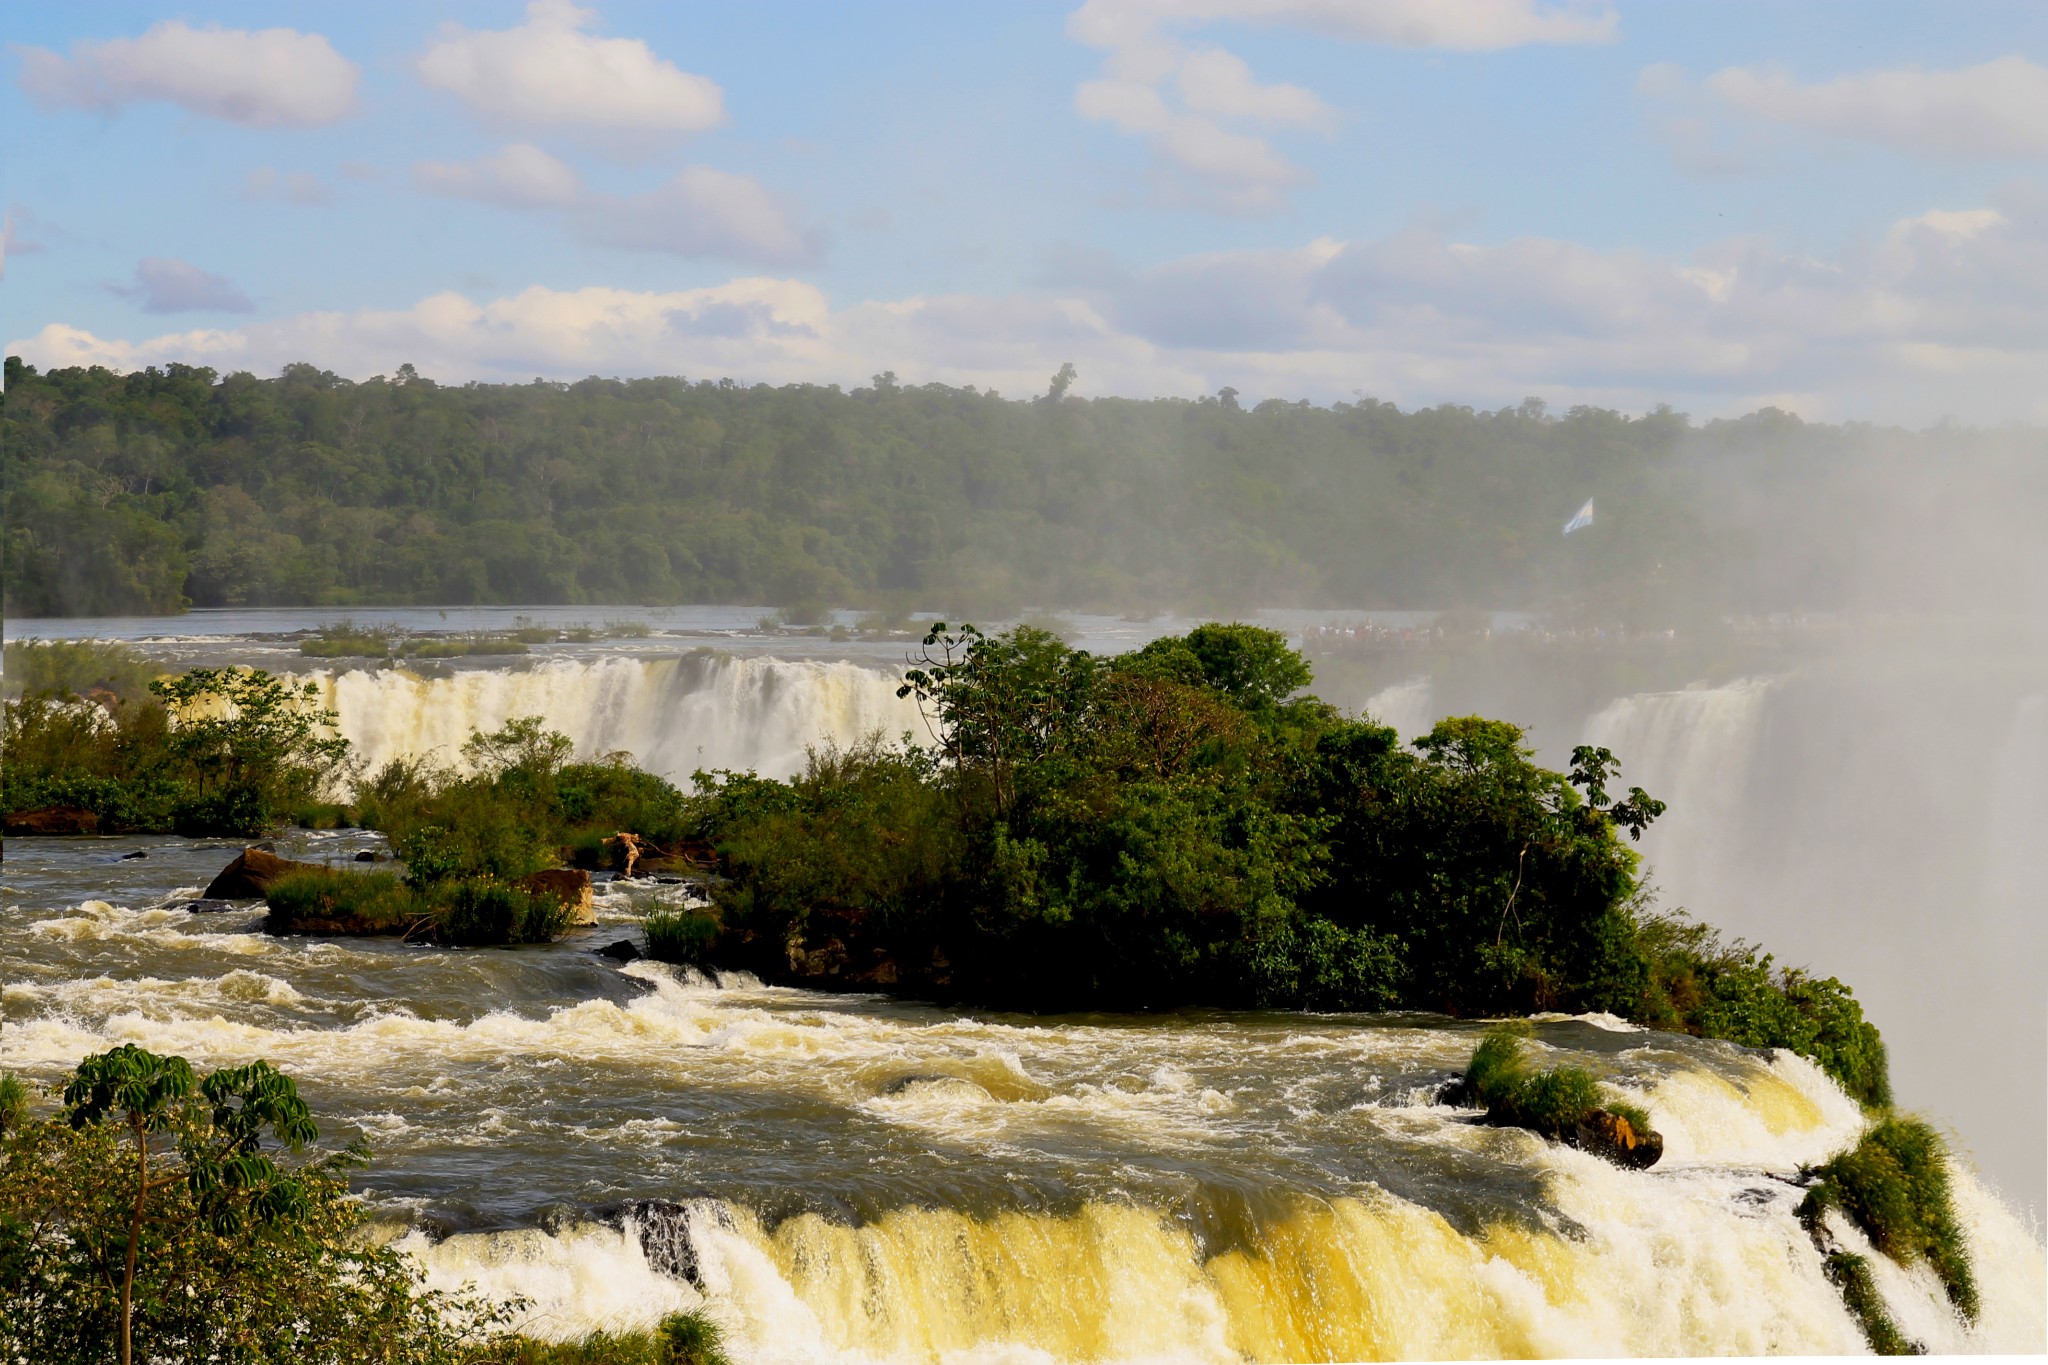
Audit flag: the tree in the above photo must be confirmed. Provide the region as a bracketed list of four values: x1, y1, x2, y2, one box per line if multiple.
[1, 1047, 501, 1365]
[1044, 361, 1078, 403]
[149, 668, 352, 833]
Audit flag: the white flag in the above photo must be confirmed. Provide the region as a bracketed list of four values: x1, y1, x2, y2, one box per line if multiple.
[1562, 498, 1595, 535]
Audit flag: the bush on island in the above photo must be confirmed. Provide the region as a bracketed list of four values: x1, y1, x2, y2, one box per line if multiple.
[1458, 1025, 1662, 1168]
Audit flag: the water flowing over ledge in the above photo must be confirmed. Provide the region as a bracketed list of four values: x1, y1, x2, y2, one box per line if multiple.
[319, 653, 921, 784]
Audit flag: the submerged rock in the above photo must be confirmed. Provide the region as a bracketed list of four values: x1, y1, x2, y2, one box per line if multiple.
[5, 806, 102, 836]
[203, 847, 324, 899]
[595, 939, 641, 962]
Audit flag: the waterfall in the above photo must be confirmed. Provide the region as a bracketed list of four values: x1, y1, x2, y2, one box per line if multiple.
[1362, 676, 1435, 741]
[318, 654, 922, 783]
[1580, 679, 1774, 911]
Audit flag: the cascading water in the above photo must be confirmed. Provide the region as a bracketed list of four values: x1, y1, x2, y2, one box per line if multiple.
[319, 653, 921, 783]
[1361, 676, 1436, 742]
[7, 635, 2044, 1359]
[1565, 664, 2048, 1220]
[1579, 679, 1775, 918]
[8, 845, 2042, 1359]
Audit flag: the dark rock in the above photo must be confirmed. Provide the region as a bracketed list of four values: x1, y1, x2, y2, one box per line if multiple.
[202, 847, 324, 899]
[121, 850, 148, 860]
[354, 850, 378, 862]
[5, 806, 101, 836]
[596, 1199, 726, 1288]
[1568, 1109, 1664, 1169]
[595, 939, 641, 962]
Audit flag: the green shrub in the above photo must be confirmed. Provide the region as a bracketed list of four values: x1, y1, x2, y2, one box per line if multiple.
[0, 1047, 509, 1365]
[1459, 1026, 1629, 1142]
[644, 909, 720, 967]
[497, 1312, 730, 1365]
[1800, 1116, 1975, 1321]
[1692, 953, 1891, 1108]
[0, 1073, 29, 1133]
[437, 879, 571, 947]
[1606, 1098, 1653, 1136]
[265, 869, 420, 934]
[408, 635, 530, 659]
[1822, 1252, 1917, 1355]
[299, 620, 402, 659]
[3, 639, 160, 701]
[1462, 1025, 1532, 1108]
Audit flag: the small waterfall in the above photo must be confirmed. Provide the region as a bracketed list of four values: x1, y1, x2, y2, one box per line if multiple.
[401, 1165, 2045, 1361]
[1580, 679, 1773, 909]
[319, 654, 921, 783]
[1985, 695, 2047, 924]
[1362, 676, 1435, 741]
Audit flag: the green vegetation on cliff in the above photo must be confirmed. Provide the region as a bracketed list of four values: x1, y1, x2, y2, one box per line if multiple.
[11, 356, 2035, 623]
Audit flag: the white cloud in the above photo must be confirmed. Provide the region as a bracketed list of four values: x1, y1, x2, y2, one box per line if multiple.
[244, 169, 333, 206]
[112, 258, 254, 314]
[1700, 56, 2048, 160]
[416, 1, 724, 145]
[413, 144, 585, 209]
[576, 166, 823, 267]
[15, 196, 2048, 424]
[16, 21, 357, 128]
[1076, 77, 1307, 213]
[406, 148, 816, 266]
[1068, 0, 1602, 214]
[1068, 0, 1617, 53]
[1176, 48, 1335, 129]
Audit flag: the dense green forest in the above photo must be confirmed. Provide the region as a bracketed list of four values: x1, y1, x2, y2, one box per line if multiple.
[6, 356, 2041, 620]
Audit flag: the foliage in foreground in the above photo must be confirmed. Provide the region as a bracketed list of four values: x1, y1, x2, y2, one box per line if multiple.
[1800, 1116, 1976, 1322]
[1, 1055, 727, 1365]
[2, 639, 161, 702]
[0, 1050, 510, 1365]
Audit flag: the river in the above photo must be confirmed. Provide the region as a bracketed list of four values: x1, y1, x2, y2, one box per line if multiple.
[3, 609, 2043, 1358]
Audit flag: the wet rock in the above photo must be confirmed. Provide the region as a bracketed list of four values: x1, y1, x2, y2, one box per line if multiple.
[202, 847, 324, 899]
[354, 850, 378, 862]
[597, 1199, 708, 1287]
[513, 867, 596, 925]
[1568, 1108, 1664, 1170]
[121, 850, 148, 860]
[1432, 1075, 1473, 1107]
[595, 939, 641, 962]
[5, 806, 102, 836]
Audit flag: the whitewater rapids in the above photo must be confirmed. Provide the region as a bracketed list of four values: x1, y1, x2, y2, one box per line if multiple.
[5, 834, 2042, 1361]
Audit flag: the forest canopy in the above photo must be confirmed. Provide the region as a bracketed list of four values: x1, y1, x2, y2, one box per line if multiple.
[6, 356, 2041, 621]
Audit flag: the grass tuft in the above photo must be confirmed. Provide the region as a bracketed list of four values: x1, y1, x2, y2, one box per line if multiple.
[644, 909, 720, 967]
[1822, 1251, 1921, 1355]
[492, 1310, 731, 1365]
[1800, 1115, 1976, 1321]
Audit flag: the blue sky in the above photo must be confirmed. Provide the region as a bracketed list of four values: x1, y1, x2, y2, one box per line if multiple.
[7, 1, 2048, 421]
